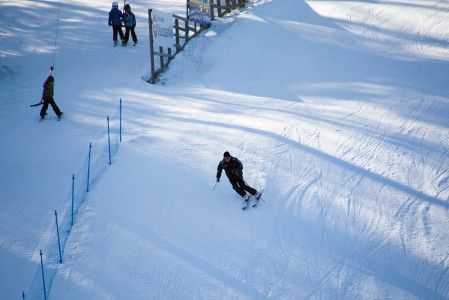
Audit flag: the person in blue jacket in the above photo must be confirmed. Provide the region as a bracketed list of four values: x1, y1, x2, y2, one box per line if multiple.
[123, 4, 138, 46]
[108, 1, 125, 46]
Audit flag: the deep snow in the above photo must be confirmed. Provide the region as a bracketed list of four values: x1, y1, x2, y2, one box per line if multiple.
[1, 0, 449, 299]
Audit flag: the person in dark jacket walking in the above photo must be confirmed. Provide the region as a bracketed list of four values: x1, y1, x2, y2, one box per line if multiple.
[216, 151, 261, 201]
[123, 4, 138, 46]
[108, 1, 125, 46]
[40, 75, 62, 120]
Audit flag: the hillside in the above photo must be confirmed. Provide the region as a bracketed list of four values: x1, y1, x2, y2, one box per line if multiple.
[1, 0, 449, 299]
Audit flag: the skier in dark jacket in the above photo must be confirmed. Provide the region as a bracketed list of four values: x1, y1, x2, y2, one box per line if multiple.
[108, 1, 125, 46]
[216, 151, 261, 201]
[40, 75, 62, 120]
[123, 4, 138, 46]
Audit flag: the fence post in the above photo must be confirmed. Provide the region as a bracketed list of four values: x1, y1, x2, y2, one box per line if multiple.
[71, 174, 75, 226]
[175, 18, 181, 53]
[218, 0, 222, 17]
[107, 116, 111, 165]
[40, 250, 47, 300]
[167, 48, 172, 65]
[159, 46, 164, 69]
[87, 143, 92, 192]
[119, 98, 122, 143]
[54, 210, 62, 263]
[185, 15, 190, 43]
[226, 0, 231, 14]
[148, 9, 156, 84]
[210, 0, 215, 21]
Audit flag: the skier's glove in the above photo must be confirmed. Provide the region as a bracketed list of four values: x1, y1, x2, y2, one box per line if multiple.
[216, 177, 220, 182]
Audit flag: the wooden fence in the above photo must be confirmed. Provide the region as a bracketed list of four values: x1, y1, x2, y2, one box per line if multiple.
[147, 0, 248, 84]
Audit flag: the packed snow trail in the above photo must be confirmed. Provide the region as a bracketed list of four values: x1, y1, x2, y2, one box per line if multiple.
[1, 0, 449, 299]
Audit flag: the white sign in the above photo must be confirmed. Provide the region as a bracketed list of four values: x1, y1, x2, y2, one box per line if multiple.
[152, 10, 174, 50]
[188, 0, 211, 27]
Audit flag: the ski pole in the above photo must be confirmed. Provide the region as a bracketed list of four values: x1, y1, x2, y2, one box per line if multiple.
[213, 181, 218, 190]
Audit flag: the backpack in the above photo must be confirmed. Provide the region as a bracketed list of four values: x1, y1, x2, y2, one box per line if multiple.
[123, 12, 135, 27]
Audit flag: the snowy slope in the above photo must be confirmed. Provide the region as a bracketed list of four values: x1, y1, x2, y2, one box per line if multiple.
[1, 0, 449, 299]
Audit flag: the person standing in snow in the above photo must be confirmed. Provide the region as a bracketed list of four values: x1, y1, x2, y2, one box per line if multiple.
[216, 151, 261, 201]
[123, 3, 138, 46]
[108, 1, 125, 46]
[40, 75, 62, 120]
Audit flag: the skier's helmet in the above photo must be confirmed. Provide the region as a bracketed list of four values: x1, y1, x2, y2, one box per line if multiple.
[124, 3, 130, 11]
[112, 1, 118, 7]
[47, 75, 54, 82]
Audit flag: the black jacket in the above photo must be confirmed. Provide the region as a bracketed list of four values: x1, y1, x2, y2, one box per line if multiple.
[217, 157, 243, 180]
[42, 79, 54, 100]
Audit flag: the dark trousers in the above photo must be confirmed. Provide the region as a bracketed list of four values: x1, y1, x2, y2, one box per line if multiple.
[112, 25, 124, 42]
[40, 97, 61, 117]
[228, 175, 257, 197]
[124, 26, 137, 43]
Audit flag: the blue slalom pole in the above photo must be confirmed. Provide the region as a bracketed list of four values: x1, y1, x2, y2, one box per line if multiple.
[87, 143, 92, 192]
[54, 210, 62, 263]
[40, 250, 47, 300]
[107, 116, 111, 165]
[71, 174, 74, 226]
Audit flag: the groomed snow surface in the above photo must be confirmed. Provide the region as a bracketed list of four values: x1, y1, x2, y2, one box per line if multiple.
[1, 0, 449, 299]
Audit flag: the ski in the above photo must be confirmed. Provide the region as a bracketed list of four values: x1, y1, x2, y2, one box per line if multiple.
[38, 113, 47, 122]
[252, 188, 265, 208]
[242, 197, 250, 210]
[241, 188, 265, 210]
[37, 113, 62, 122]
